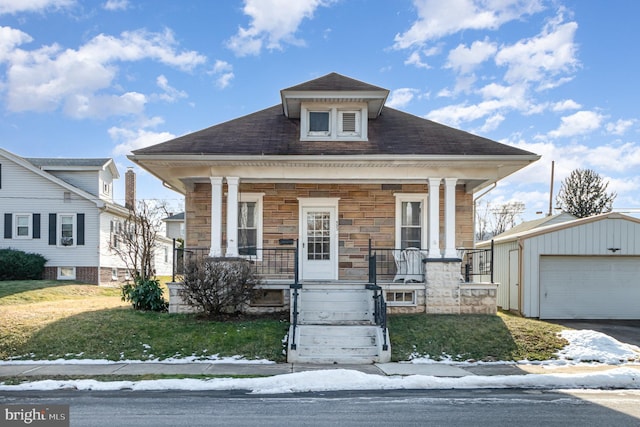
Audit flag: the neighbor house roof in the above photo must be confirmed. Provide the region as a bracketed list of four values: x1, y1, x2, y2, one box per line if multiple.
[163, 212, 185, 221]
[479, 212, 640, 245]
[485, 212, 577, 241]
[25, 157, 120, 178]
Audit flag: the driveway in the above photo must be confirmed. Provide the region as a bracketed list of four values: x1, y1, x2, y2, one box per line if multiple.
[546, 320, 640, 347]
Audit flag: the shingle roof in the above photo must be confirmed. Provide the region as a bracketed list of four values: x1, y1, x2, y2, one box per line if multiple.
[133, 105, 535, 157]
[25, 158, 112, 168]
[164, 212, 185, 221]
[283, 72, 387, 92]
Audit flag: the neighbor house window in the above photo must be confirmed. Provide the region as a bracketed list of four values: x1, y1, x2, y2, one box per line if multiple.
[111, 268, 118, 281]
[57, 267, 76, 280]
[15, 214, 31, 239]
[238, 193, 264, 258]
[395, 194, 427, 250]
[59, 214, 75, 246]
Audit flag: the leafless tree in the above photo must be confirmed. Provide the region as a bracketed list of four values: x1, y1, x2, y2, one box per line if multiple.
[476, 200, 525, 240]
[110, 200, 169, 281]
[556, 168, 616, 218]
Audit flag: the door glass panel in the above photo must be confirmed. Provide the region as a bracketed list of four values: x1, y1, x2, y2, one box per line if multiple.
[307, 211, 330, 260]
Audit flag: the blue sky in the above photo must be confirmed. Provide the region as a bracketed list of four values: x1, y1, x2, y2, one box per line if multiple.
[1, 0, 639, 220]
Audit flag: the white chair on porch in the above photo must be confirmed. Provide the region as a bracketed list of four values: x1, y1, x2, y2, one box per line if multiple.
[393, 248, 425, 283]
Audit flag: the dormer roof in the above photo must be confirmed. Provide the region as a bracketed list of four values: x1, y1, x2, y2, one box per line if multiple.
[280, 72, 389, 119]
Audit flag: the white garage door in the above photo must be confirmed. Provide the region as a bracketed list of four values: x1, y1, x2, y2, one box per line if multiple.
[539, 256, 640, 319]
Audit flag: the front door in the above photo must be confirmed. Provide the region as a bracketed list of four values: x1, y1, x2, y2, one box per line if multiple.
[300, 200, 338, 281]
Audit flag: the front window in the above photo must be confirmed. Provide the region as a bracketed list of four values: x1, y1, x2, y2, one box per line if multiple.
[238, 193, 263, 258]
[15, 214, 31, 238]
[395, 194, 427, 250]
[60, 214, 75, 246]
[58, 267, 76, 280]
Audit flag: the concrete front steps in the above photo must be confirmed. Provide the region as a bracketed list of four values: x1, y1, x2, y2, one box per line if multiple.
[287, 283, 391, 364]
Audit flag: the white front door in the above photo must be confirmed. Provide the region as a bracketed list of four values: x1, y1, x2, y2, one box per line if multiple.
[300, 200, 338, 281]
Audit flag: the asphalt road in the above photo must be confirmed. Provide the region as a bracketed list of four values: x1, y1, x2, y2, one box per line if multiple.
[2, 389, 640, 427]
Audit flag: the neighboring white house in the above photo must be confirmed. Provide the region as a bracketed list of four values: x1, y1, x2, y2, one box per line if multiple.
[0, 148, 173, 285]
[479, 212, 640, 319]
[163, 212, 185, 240]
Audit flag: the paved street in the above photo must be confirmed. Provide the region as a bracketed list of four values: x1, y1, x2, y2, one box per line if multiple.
[2, 389, 640, 427]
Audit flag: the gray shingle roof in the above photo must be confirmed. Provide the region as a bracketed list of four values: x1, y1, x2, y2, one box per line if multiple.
[132, 105, 535, 157]
[283, 72, 387, 92]
[25, 158, 112, 168]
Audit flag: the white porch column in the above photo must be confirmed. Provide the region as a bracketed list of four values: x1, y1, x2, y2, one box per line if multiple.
[427, 178, 441, 258]
[209, 177, 223, 257]
[225, 177, 239, 257]
[443, 178, 458, 259]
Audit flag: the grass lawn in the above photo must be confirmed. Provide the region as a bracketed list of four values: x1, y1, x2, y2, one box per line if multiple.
[1, 281, 568, 363]
[0, 280, 289, 362]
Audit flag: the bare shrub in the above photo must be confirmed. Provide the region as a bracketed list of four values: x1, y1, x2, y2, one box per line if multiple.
[181, 258, 260, 317]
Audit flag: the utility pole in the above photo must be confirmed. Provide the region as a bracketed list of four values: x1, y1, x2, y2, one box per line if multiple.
[548, 160, 555, 216]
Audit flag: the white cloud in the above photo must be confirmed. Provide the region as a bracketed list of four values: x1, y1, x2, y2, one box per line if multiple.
[606, 118, 636, 136]
[386, 88, 420, 109]
[547, 110, 603, 138]
[226, 0, 335, 56]
[109, 122, 175, 156]
[0, 0, 74, 15]
[393, 0, 544, 50]
[103, 0, 128, 11]
[0, 26, 32, 62]
[404, 51, 431, 69]
[155, 75, 187, 102]
[445, 39, 497, 74]
[495, 12, 579, 87]
[209, 60, 234, 89]
[551, 99, 581, 111]
[3, 28, 205, 118]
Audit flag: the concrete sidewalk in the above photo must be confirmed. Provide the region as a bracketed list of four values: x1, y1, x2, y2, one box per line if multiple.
[1, 362, 636, 379]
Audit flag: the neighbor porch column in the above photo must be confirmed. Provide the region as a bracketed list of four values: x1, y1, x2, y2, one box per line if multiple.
[427, 178, 441, 258]
[443, 178, 458, 259]
[209, 177, 223, 257]
[225, 177, 239, 257]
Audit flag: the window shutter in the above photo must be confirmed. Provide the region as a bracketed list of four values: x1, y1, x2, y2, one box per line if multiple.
[33, 214, 41, 239]
[49, 213, 57, 245]
[4, 213, 11, 239]
[77, 213, 85, 246]
[342, 112, 356, 132]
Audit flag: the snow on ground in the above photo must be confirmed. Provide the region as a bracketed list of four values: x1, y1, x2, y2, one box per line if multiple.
[1, 329, 640, 392]
[1, 367, 639, 393]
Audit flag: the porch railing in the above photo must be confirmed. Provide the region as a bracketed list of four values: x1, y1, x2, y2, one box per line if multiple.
[367, 239, 494, 284]
[366, 284, 388, 351]
[172, 244, 299, 283]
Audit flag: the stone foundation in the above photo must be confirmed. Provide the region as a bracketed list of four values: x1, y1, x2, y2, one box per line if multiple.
[425, 260, 497, 314]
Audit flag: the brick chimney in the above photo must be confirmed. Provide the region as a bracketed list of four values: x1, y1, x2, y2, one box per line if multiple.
[125, 167, 136, 210]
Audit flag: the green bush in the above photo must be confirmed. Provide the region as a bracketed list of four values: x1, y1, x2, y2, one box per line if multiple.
[0, 248, 47, 280]
[121, 277, 168, 312]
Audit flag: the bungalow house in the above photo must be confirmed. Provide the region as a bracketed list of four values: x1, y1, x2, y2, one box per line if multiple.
[0, 148, 173, 284]
[129, 73, 539, 363]
[478, 212, 640, 319]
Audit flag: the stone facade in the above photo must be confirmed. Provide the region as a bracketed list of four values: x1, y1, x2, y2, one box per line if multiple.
[186, 182, 474, 280]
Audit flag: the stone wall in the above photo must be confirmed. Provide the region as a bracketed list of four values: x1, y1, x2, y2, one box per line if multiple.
[185, 182, 474, 280]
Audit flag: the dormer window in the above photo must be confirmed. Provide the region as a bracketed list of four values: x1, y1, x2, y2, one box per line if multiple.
[308, 111, 330, 136]
[301, 103, 367, 141]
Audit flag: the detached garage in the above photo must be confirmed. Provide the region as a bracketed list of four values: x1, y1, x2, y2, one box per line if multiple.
[479, 212, 640, 319]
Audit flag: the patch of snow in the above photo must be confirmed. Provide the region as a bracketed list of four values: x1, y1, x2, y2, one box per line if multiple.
[556, 330, 640, 364]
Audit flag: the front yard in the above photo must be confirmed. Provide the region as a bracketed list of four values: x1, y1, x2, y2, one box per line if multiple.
[0, 281, 567, 363]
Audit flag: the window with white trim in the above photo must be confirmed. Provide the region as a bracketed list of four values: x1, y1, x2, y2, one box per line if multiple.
[395, 194, 427, 250]
[111, 268, 118, 281]
[386, 290, 416, 306]
[57, 267, 76, 280]
[238, 193, 264, 258]
[59, 214, 75, 246]
[301, 103, 367, 141]
[14, 214, 31, 239]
